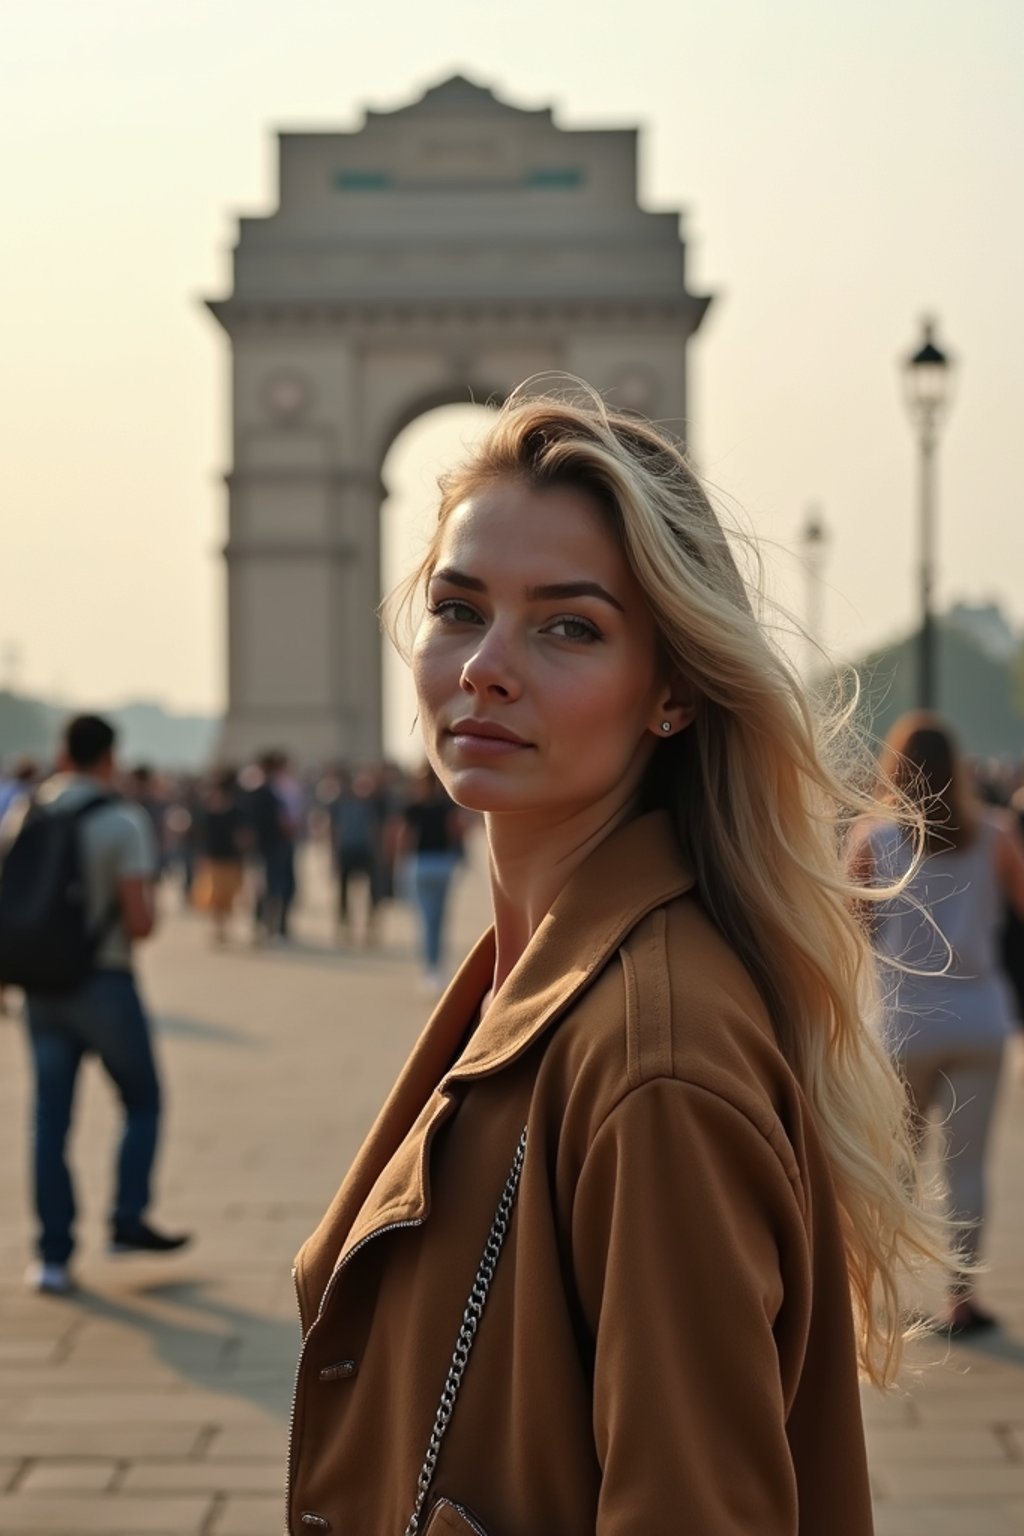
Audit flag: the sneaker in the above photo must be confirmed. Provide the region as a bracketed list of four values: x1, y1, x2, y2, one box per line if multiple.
[25, 1261, 74, 1296]
[109, 1221, 192, 1256]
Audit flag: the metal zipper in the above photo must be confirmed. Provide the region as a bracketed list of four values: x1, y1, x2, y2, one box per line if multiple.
[284, 1218, 425, 1532]
[283, 1117, 444, 1532]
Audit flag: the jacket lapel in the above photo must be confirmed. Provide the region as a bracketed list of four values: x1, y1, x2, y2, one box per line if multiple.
[296, 933, 495, 1313]
[445, 812, 695, 1087]
[297, 812, 695, 1310]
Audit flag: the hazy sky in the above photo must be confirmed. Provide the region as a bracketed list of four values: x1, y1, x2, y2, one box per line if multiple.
[4, 0, 1022, 756]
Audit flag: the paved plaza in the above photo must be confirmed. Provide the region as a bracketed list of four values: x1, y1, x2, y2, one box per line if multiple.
[0, 841, 1022, 1535]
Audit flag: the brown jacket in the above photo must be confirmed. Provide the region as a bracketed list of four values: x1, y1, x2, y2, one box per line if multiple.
[289, 812, 873, 1536]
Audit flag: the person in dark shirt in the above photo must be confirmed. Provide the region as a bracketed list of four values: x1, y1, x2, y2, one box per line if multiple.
[398, 763, 465, 992]
[245, 752, 294, 942]
[329, 768, 385, 946]
[125, 765, 168, 879]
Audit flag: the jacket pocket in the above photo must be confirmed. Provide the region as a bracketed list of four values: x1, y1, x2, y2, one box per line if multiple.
[422, 1497, 491, 1536]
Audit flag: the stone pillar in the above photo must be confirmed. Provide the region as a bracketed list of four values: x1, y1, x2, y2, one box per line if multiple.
[219, 453, 386, 766]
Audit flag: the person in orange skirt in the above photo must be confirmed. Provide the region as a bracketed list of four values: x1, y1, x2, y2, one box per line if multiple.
[191, 768, 247, 945]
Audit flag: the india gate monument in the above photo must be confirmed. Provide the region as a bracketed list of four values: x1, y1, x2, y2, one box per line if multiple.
[206, 76, 711, 764]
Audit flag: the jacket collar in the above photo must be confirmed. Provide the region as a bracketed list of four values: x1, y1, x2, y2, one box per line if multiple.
[301, 811, 695, 1300]
[440, 809, 695, 1087]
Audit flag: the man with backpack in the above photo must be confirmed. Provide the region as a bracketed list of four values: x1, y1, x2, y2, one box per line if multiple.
[0, 714, 190, 1295]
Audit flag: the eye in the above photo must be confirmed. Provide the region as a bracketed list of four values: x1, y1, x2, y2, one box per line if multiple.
[426, 598, 482, 624]
[545, 615, 602, 643]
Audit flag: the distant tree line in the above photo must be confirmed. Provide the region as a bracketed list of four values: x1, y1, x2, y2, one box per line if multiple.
[0, 693, 218, 768]
[838, 619, 1024, 759]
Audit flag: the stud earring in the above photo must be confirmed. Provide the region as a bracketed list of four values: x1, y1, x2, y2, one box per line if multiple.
[660, 721, 672, 734]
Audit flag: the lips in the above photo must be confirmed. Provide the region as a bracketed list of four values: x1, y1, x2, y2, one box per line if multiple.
[447, 719, 531, 747]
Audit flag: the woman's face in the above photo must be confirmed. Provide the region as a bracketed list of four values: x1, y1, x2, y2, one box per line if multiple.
[412, 478, 677, 818]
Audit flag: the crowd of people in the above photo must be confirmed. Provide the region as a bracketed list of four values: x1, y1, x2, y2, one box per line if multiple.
[179, 751, 470, 986]
[1, 742, 473, 986]
[0, 716, 473, 1295]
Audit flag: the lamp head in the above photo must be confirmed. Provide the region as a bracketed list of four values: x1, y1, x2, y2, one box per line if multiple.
[903, 315, 954, 425]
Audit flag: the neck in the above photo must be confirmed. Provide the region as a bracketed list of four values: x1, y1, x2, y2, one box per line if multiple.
[485, 791, 641, 999]
[69, 768, 111, 786]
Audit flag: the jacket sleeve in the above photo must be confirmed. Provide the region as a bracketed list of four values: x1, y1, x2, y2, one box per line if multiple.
[570, 1077, 810, 1535]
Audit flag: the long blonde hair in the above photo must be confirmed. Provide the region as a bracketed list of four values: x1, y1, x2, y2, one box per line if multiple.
[879, 711, 978, 853]
[389, 386, 947, 1385]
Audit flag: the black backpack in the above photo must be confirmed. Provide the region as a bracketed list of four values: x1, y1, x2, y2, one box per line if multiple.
[0, 795, 118, 995]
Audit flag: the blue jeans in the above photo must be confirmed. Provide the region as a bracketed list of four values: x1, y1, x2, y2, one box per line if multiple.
[411, 852, 460, 971]
[258, 843, 296, 937]
[25, 971, 161, 1264]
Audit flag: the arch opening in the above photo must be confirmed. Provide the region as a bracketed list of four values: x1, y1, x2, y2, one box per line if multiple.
[381, 402, 496, 765]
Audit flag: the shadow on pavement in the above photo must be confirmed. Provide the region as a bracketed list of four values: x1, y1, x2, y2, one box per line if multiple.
[66, 1278, 297, 1420]
[155, 1014, 262, 1047]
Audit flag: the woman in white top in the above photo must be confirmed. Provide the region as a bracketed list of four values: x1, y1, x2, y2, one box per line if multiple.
[858, 712, 1024, 1334]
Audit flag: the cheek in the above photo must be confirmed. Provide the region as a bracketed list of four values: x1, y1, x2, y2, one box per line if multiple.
[410, 630, 451, 715]
[550, 654, 656, 748]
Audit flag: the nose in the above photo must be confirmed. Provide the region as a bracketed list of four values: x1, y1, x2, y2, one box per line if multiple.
[459, 629, 522, 701]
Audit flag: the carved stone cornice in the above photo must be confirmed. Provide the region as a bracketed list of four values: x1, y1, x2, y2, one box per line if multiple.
[205, 294, 711, 337]
[223, 467, 383, 494]
[230, 703, 350, 719]
[223, 540, 357, 561]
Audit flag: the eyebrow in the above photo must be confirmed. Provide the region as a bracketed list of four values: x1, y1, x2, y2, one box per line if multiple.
[430, 566, 625, 614]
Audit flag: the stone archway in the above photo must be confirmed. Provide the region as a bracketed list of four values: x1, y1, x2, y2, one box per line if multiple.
[206, 75, 711, 765]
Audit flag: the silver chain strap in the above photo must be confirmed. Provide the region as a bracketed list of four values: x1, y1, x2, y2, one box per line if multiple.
[404, 1126, 528, 1536]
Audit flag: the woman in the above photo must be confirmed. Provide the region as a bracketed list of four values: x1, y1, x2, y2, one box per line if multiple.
[191, 768, 247, 945]
[856, 713, 1024, 1336]
[398, 763, 465, 992]
[287, 393, 945, 1536]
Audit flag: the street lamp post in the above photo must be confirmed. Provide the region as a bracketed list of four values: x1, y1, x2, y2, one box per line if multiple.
[800, 504, 828, 682]
[902, 317, 954, 710]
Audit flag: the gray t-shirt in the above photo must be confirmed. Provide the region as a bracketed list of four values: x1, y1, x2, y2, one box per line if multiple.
[21, 774, 158, 972]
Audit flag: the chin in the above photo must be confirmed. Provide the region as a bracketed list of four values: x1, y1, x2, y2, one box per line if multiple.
[440, 765, 537, 815]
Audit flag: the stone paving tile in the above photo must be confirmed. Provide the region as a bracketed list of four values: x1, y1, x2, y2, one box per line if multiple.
[859, 1389, 920, 1427]
[0, 1340, 61, 1362]
[0, 1494, 212, 1534]
[0, 1380, 206, 1405]
[204, 1425, 288, 1460]
[122, 1459, 285, 1493]
[18, 1393, 285, 1425]
[865, 1425, 1012, 1462]
[0, 1426, 202, 1459]
[874, 1507, 1024, 1536]
[209, 1494, 282, 1535]
[914, 1392, 1024, 1425]
[0, 1301, 78, 1333]
[882, 1463, 1024, 1501]
[18, 1459, 120, 1492]
[62, 1339, 233, 1365]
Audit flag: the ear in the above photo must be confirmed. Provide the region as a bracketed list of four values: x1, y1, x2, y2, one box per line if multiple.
[647, 677, 698, 741]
